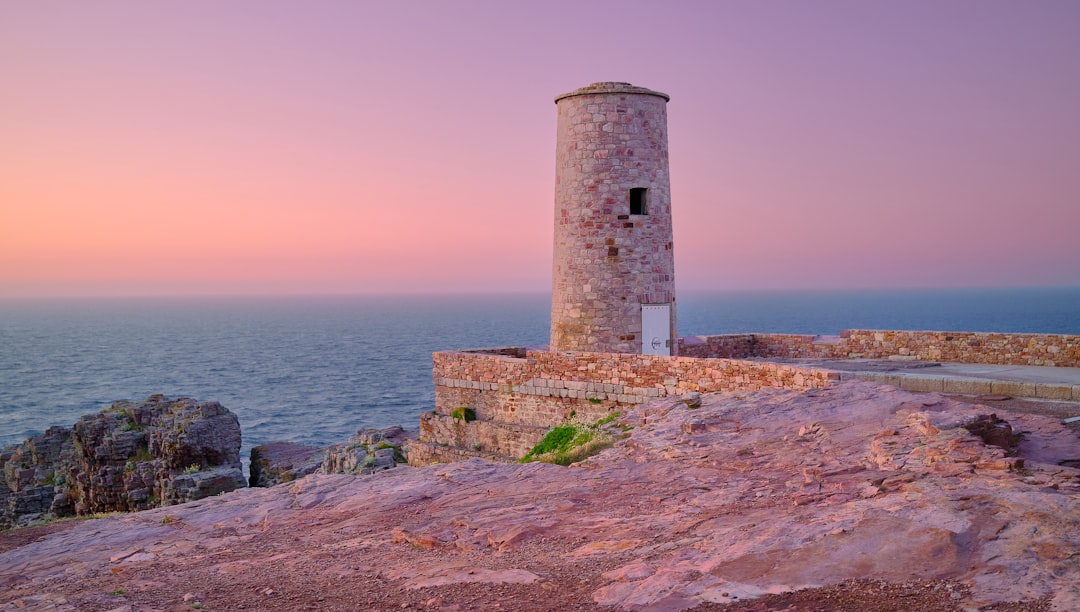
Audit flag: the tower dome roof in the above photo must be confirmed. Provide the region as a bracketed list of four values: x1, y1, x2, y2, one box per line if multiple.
[554, 82, 670, 103]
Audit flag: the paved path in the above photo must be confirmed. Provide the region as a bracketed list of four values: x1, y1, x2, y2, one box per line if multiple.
[762, 358, 1080, 402]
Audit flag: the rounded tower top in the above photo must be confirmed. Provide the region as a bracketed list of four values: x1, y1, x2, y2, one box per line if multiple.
[554, 81, 670, 104]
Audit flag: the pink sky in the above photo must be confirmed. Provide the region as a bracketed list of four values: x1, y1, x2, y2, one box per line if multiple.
[2, 1, 1078, 297]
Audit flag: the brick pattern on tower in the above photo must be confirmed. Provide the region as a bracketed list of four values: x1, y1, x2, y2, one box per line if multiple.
[550, 82, 676, 354]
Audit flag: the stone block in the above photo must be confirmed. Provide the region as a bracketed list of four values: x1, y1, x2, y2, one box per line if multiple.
[898, 376, 945, 393]
[990, 380, 1037, 398]
[943, 378, 993, 395]
[1035, 384, 1073, 401]
[854, 373, 902, 388]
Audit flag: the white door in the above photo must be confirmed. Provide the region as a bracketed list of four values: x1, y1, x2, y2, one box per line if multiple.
[641, 304, 671, 356]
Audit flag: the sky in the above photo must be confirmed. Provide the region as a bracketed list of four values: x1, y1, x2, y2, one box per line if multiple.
[2, 1, 1079, 297]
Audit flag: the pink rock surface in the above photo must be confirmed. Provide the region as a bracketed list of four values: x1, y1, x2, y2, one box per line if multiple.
[1, 381, 1077, 611]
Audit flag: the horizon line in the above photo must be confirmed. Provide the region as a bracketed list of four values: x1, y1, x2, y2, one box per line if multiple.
[2, 283, 1079, 301]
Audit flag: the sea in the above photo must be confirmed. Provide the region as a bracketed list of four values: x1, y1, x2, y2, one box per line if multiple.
[2, 287, 1078, 463]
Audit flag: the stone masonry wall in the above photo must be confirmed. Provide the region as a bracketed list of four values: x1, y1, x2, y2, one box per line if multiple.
[679, 330, 1080, 367]
[411, 330, 1079, 466]
[550, 82, 677, 354]
[410, 348, 833, 464]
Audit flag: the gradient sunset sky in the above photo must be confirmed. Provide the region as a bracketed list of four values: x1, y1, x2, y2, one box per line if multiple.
[3, 1, 1078, 297]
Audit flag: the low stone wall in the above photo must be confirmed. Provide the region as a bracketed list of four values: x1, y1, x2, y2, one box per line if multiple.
[411, 348, 833, 465]
[418, 413, 547, 459]
[680, 330, 1080, 368]
[412, 330, 1079, 466]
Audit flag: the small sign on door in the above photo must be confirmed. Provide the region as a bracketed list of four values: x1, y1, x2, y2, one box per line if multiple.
[641, 303, 672, 356]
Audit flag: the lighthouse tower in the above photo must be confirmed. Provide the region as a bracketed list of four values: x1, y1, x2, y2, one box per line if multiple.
[550, 82, 676, 355]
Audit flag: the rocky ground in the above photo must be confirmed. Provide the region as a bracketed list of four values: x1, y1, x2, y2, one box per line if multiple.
[2, 382, 1078, 611]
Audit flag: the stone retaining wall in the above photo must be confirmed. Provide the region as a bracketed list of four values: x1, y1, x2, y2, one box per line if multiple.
[680, 330, 1080, 367]
[411, 348, 833, 465]
[412, 330, 1079, 466]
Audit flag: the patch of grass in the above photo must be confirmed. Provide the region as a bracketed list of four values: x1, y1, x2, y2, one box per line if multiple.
[451, 407, 476, 422]
[109, 588, 126, 596]
[596, 412, 621, 426]
[524, 425, 578, 458]
[520, 416, 617, 466]
[182, 463, 201, 475]
[587, 397, 603, 404]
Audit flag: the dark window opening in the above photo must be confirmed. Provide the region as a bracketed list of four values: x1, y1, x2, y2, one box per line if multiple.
[629, 188, 648, 215]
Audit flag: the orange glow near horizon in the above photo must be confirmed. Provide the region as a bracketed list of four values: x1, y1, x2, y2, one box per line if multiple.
[3, 2, 1079, 297]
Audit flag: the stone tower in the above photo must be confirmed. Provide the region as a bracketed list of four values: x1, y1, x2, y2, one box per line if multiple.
[550, 82, 676, 355]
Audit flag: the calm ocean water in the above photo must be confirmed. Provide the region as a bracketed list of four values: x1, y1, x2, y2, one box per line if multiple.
[2, 287, 1078, 459]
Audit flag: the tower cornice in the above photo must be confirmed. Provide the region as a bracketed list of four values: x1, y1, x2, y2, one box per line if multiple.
[554, 82, 670, 104]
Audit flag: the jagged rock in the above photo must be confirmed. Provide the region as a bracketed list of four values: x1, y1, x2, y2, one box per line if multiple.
[248, 442, 325, 487]
[963, 413, 1020, 454]
[0, 395, 244, 528]
[322, 426, 414, 476]
[248, 426, 417, 488]
[0, 426, 76, 527]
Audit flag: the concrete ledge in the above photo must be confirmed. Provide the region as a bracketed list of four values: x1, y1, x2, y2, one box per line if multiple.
[897, 376, 946, 393]
[990, 381, 1038, 398]
[852, 373, 902, 387]
[849, 372, 1078, 401]
[1035, 384, 1074, 401]
[942, 378, 994, 395]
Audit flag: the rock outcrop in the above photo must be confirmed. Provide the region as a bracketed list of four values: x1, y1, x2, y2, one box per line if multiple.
[1, 383, 1078, 610]
[248, 442, 324, 488]
[249, 426, 414, 487]
[0, 395, 244, 528]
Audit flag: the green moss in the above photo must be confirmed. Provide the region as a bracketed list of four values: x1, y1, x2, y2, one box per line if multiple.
[118, 416, 143, 432]
[131, 445, 152, 463]
[451, 407, 476, 422]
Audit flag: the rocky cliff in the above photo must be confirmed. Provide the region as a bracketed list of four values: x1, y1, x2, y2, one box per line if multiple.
[0, 395, 244, 528]
[1, 382, 1077, 610]
[249, 426, 413, 487]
